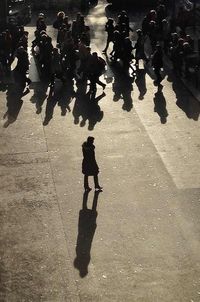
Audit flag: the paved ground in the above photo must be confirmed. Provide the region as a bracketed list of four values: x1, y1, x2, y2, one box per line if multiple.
[1, 1, 200, 301]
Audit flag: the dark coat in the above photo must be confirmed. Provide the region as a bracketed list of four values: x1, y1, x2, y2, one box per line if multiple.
[82, 142, 99, 176]
[15, 51, 29, 74]
[152, 49, 163, 69]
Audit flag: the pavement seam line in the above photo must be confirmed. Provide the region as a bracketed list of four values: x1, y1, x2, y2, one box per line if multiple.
[41, 121, 81, 302]
[0, 151, 48, 156]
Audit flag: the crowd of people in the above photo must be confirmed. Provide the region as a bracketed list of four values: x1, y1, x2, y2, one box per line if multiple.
[0, 25, 30, 85]
[32, 11, 106, 97]
[0, 10, 107, 98]
[103, 1, 198, 85]
[0, 0, 199, 120]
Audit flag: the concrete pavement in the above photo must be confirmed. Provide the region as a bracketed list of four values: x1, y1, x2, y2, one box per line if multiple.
[1, 1, 200, 301]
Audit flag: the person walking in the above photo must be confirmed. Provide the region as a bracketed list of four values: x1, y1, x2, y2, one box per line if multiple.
[86, 52, 106, 94]
[102, 18, 115, 54]
[151, 43, 163, 85]
[49, 48, 66, 96]
[134, 29, 149, 67]
[82, 136, 102, 191]
[14, 46, 31, 89]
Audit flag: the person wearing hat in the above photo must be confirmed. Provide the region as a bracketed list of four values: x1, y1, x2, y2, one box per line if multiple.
[82, 137, 102, 191]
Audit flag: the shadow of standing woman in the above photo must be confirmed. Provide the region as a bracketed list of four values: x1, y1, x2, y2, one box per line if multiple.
[153, 85, 168, 124]
[74, 190, 101, 278]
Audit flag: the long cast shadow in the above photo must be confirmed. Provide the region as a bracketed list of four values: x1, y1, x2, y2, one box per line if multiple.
[3, 83, 29, 128]
[102, 54, 134, 111]
[135, 69, 147, 100]
[43, 79, 75, 125]
[72, 81, 105, 130]
[74, 190, 101, 278]
[171, 75, 200, 121]
[153, 85, 168, 124]
[112, 71, 134, 111]
[30, 81, 49, 114]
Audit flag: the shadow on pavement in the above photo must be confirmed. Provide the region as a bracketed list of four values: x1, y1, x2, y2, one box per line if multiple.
[153, 85, 168, 124]
[72, 81, 105, 130]
[135, 68, 147, 100]
[74, 190, 101, 278]
[43, 79, 75, 125]
[112, 71, 134, 111]
[103, 54, 134, 111]
[171, 75, 200, 121]
[30, 81, 49, 114]
[3, 83, 29, 128]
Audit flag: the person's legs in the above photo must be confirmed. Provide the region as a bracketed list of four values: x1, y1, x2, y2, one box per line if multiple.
[154, 67, 162, 84]
[103, 37, 111, 53]
[25, 75, 32, 85]
[94, 174, 102, 190]
[142, 52, 149, 64]
[49, 73, 55, 96]
[18, 72, 27, 91]
[96, 76, 106, 89]
[89, 75, 98, 92]
[84, 175, 91, 190]
[135, 55, 139, 66]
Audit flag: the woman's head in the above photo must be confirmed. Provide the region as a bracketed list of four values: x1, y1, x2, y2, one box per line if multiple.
[87, 136, 94, 144]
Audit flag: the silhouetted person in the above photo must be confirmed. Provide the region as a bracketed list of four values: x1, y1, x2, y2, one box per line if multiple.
[148, 20, 158, 52]
[74, 190, 101, 277]
[134, 29, 149, 67]
[152, 43, 163, 86]
[14, 46, 31, 89]
[53, 11, 65, 31]
[87, 52, 106, 93]
[82, 136, 102, 191]
[121, 37, 134, 74]
[49, 48, 65, 96]
[102, 18, 115, 54]
[36, 13, 47, 32]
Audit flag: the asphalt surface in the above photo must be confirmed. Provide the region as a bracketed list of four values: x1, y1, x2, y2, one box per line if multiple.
[0, 1, 200, 301]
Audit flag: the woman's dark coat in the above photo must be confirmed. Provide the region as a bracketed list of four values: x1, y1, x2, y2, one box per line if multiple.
[82, 142, 99, 176]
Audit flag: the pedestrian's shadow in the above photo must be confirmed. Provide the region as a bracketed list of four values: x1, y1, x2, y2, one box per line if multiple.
[171, 75, 200, 121]
[30, 81, 49, 114]
[57, 79, 75, 116]
[88, 92, 105, 130]
[103, 56, 134, 111]
[153, 85, 168, 124]
[3, 83, 28, 128]
[112, 72, 134, 111]
[43, 79, 75, 125]
[72, 81, 105, 130]
[135, 69, 147, 100]
[74, 190, 101, 278]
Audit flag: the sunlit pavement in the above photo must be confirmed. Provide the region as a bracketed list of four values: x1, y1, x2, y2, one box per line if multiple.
[0, 1, 200, 301]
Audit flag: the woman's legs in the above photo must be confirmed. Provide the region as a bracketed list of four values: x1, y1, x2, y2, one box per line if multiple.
[94, 174, 102, 189]
[84, 175, 90, 190]
[84, 175, 102, 190]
